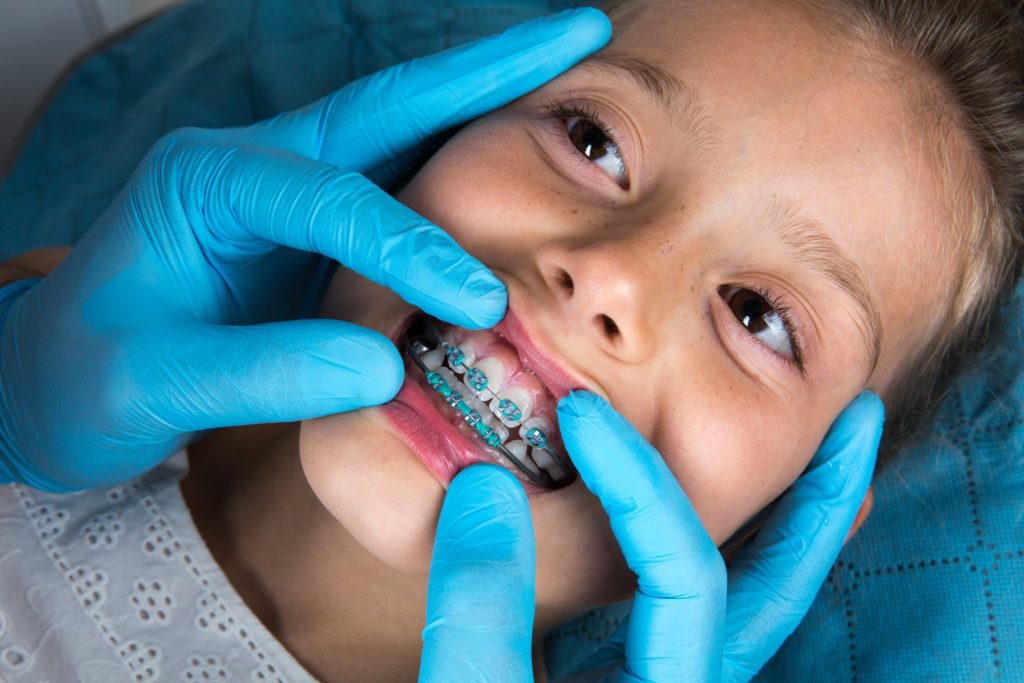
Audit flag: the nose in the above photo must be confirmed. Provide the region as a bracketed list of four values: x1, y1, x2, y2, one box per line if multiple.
[536, 238, 660, 362]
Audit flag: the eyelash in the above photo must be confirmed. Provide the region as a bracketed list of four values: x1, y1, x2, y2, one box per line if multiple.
[542, 99, 807, 375]
[541, 99, 629, 188]
[733, 282, 807, 374]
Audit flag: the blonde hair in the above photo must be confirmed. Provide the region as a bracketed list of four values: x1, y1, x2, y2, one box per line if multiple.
[602, 0, 1024, 449]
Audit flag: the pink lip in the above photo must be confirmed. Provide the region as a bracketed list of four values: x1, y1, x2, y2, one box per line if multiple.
[379, 376, 482, 483]
[493, 308, 592, 401]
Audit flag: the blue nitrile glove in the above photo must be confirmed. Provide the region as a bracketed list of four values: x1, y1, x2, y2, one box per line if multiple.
[419, 391, 883, 682]
[420, 464, 537, 682]
[0, 9, 612, 492]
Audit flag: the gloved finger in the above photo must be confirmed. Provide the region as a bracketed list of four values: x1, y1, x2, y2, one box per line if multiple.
[420, 465, 536, 683]
[238, 8, 612, 171]
[137, 319, 403, 431]
[721, 392, 884, 683]
[558, 391, 726, 683]
[167, 133, 504, 328]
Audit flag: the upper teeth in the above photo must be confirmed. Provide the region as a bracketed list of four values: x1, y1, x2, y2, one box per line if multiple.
[491, 385, 534, 427]
[465, 367, 488, 391]
[444, 338, 478, 371]
[415, 337, 569, 484]
[468, 356, 508, 396]
[420, 348, 445, 371]
[520, 417, 551, 448]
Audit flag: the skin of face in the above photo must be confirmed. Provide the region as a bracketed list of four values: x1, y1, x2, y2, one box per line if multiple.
[299, 0, 962, 629]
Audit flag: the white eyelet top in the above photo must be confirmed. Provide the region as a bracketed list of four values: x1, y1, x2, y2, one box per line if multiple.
[0, 451, 317, 682]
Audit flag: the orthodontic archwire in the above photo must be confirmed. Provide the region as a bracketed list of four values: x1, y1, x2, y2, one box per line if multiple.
[403, 321, 577, 488]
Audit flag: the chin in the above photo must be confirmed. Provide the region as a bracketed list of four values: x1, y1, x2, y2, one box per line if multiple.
[298, 408, 446, 577]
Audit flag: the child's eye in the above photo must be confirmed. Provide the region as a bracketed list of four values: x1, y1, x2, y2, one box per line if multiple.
[720, 286, 800, 362]
[565, 116, 627, 187]
[544, 101, 630, 189]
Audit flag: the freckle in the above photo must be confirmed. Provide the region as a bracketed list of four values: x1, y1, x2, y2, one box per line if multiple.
[571, 208, 579, 215]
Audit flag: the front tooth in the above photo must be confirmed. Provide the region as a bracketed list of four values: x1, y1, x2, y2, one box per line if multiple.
[531, 446, 555, 469]
[466, 393, 489, 415]
[464, 367, 489, 392]
[437, 367, 458, 389]
[442, 378, 472, 409]
[452, 380, 474, 402]
[419, 348, 445, 371]
[504, 439, 528, 461]
[472, 406, 509, 443]
[445, 340, 478, 374]
[491, 386, 534, 428]
[487, 421, 509, 445]
[502, 441, 546, 480]
[519, 417, 551, 447]
[520, 454, 544, 477]
[532, 448, 567, 481]
[473, 356, 508, 396]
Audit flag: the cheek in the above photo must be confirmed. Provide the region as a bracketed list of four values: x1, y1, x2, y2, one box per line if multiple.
[661, 388, 833, 544]
[397, 117, 565, 262]
[299, 409, 444, 576]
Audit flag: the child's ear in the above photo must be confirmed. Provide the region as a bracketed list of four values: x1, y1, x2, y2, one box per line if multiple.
[843, 485, 875, 546]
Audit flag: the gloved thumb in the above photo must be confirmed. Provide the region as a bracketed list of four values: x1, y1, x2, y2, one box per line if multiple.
[145, 319, 404, 431]
[420, 465, 536, 683]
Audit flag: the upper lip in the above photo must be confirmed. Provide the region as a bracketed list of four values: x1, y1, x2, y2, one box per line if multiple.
[493, 306, 596, 402]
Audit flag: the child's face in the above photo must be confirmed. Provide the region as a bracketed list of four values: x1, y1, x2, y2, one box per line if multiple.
[300, 0, 961, 620]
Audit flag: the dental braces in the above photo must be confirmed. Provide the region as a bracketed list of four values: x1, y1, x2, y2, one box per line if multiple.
[403, 319, 576, 489]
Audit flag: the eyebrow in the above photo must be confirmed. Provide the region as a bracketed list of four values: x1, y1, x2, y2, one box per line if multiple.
[764, 203, 883, 371]
[578, 52, 719, 149]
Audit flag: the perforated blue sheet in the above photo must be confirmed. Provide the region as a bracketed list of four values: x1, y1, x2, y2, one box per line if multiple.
[1, 1, 1020, 679]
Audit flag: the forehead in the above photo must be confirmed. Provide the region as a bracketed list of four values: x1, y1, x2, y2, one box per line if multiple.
[603, 0, 964, 387]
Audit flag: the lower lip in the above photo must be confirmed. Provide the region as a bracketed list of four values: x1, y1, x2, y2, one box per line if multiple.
[378, 362, 551, 495]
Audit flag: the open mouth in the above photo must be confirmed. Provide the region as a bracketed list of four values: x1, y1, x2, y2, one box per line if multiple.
[395, 313, 577, 490]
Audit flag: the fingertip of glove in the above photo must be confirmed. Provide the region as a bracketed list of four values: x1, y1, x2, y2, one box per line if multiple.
[555, 7, 613, 46]
[846, 390, 886, 434]
[557, 390, 608, 419]
[450, 463, 525, 498]
[445, 466, 529, 525]
[460, 278, 508, 329]
[853, 389, 884, 413]
[365, 339, 405, 403]
[321, 324, 404, 405]
[813, 390, 885, 474]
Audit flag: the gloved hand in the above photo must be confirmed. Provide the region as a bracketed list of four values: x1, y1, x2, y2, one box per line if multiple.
[419, 391, 883, 682]
[0, 9, 612, 492]
[419, 464, 537, 682]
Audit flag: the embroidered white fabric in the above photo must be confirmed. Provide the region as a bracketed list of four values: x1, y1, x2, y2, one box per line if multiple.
[0, 451, 316, 682]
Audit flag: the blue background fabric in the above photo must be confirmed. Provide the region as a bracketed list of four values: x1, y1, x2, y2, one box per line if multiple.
[0, 0, 1020, 680]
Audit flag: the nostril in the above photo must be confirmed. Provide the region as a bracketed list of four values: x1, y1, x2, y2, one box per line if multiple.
[600, 315, 620, 340]
[557, 269, 575, 294]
